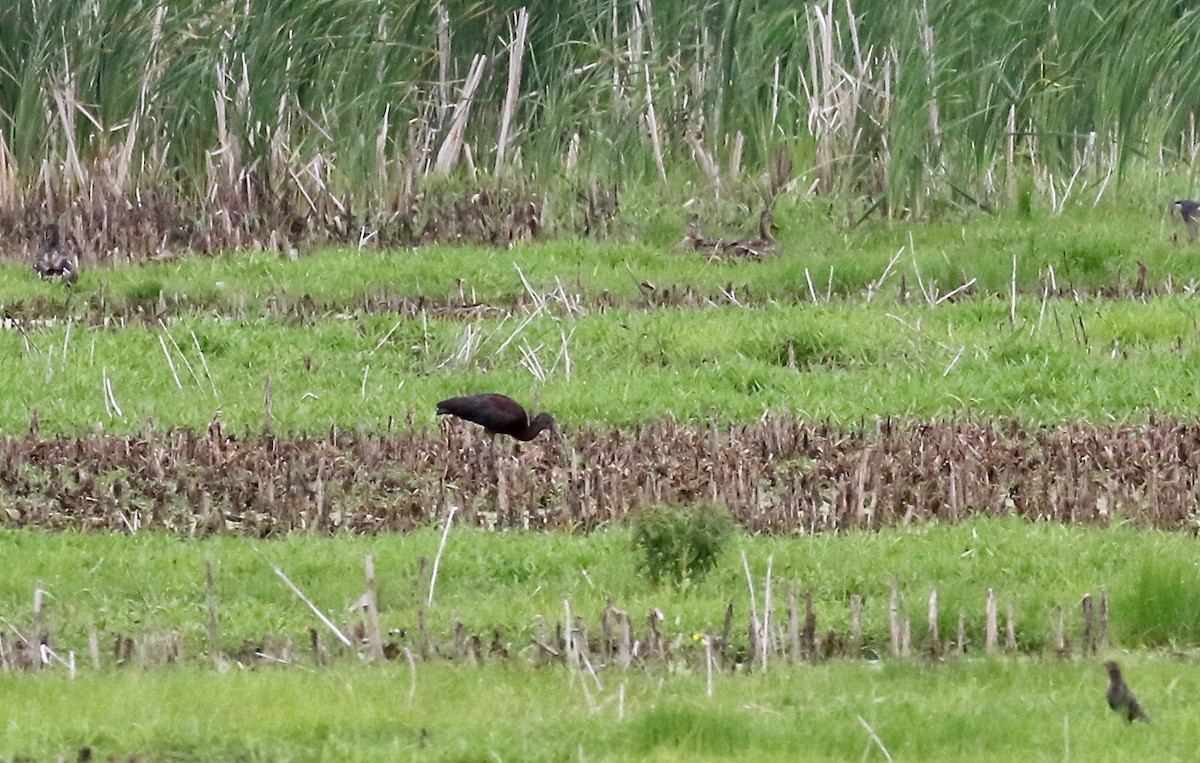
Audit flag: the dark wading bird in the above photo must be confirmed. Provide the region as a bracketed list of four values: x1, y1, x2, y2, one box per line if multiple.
[1105, 660, 1150, 724]
[1175, 199, 1199, 242]
[436, 393, 556, 442]
[32, 223, 79, 285]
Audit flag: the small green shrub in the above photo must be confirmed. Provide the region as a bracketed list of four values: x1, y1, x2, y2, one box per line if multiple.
[631, 503, 735, 587]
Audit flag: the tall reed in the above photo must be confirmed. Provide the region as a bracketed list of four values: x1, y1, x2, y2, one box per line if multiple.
[0, 0, 1198, 255]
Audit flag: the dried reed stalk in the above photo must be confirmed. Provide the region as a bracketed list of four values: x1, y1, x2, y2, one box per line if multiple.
[364, 554, 386, 661]
[494, 9, 530, 175]
[985, 588, 998, 654]
[206, 557, 219, 658]
[433, 55, 488, 175]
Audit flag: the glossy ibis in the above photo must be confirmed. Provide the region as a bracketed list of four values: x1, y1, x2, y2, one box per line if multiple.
[436, 393, 556, 442]
[32, 223, 79, 285]
[1104, 661, 1150, 724]
[1175, 199, 1199, 241]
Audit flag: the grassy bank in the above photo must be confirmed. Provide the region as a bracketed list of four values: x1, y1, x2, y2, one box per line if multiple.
[2, 657, 1194, 762]
[3, 292, 1200, 433]
[0, 197, 1194, 314]
[4, 518, 1200, 663]
[1, 192, 1197, 435]
[2, 519, 1199, 759]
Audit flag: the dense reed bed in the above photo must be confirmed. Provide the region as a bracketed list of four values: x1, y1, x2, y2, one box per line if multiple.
[1, 0, 1200, 260]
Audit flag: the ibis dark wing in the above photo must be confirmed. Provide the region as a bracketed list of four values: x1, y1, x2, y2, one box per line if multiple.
[436, 393, 529, 436]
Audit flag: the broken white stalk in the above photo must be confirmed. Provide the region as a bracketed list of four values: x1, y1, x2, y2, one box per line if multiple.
[427, 505, 458, 607]
[272, 565, 353, 647]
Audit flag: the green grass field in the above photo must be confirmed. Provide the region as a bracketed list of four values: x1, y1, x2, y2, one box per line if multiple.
[5, 657, 1196, 762]
[5, 517, 1200, 654]
[7, 295, 1200, 433]
[2, 198, 1195, 317]
[3, 196, 1200, 759]
[1, 519, 1199, 760]
[4, 196, 1200, 434]
[2, 197, 1199, 759]
[8, 2, 1200, 759]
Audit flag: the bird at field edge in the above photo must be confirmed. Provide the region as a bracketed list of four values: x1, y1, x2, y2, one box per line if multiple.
[32, 223, 79, 285]
[436, 393, 557, 442]
[721, 209, 780, 259]
[1174, 199, 1199, 242]
[1104, 660, 1150, 724]
[679, 209, 779, 259]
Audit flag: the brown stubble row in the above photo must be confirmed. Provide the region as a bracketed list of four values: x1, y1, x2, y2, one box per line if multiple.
[1, 414, 1197, 535]
[0, 278, 753, 328]
[0, 178, 555, 267]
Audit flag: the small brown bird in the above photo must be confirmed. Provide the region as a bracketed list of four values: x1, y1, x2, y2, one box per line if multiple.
[32, 223, 79, 285]
[436, 393, 556, 442]
[676, 214, 709, 252]
[1105, 660, 1150, 724]
[1175, 199, 1199, 242]
[720, 209, 779, 259]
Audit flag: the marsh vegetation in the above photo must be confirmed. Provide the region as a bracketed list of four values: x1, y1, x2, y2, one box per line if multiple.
[3, 1, 1200, 760]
